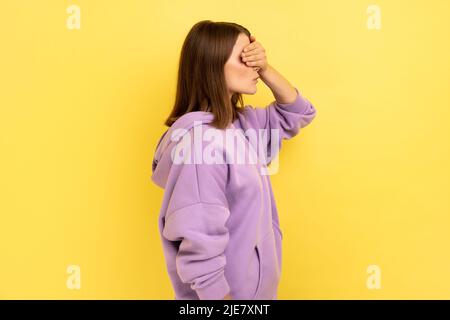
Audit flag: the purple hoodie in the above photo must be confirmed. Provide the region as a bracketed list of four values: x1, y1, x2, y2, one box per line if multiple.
[151, 87, 316, 300]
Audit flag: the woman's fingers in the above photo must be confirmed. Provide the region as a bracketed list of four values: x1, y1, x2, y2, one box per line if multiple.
[243, 40, 260, 52]
[243, 46, 263, 56]
[242, 52, 265, 62]
[242, 35, 266, 70]
[241, 47, 264, 59]
[242, 50, 265, 63]
[245, 60, 263, 67]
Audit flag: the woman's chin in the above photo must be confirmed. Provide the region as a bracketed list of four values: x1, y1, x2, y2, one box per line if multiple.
[235, 85, 258, 95]
[246, 84, 258, 95]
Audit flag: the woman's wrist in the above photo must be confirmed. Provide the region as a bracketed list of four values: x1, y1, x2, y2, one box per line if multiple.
[223, 293, 233, 300]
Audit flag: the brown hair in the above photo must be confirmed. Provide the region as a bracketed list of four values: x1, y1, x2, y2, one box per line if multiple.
[164, 20, 251, 130]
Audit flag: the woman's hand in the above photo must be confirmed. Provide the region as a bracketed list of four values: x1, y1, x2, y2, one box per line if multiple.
[241, 35, 268, 73]
[223, 293, 233, 300]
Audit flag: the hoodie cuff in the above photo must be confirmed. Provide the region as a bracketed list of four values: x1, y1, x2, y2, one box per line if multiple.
[195, 273, 231, 300]
[275, 87, 312, 114]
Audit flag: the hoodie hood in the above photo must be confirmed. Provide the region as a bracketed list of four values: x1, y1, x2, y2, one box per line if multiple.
[151, 111, 216, 188]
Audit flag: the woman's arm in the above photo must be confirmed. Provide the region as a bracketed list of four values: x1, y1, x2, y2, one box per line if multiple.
[259, 63, 298, 104]
[240, 35, 317, 165]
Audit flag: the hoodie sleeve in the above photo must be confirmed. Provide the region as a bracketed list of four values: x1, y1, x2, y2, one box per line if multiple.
[161, 136, 231, 300]
[243, 86, 317, 162]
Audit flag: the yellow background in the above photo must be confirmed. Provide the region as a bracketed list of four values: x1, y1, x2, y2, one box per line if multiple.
[1, 0, 449, 299]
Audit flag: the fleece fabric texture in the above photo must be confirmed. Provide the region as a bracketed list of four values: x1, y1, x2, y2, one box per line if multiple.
[151, 87, 317, 300]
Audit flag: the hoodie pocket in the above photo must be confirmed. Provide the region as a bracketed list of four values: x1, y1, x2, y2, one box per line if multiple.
[252, 245, 262, 299]
[252, 231, 281, 300]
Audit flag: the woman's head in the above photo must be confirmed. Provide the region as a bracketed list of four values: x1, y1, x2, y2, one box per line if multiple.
[164, 20, 259, 129]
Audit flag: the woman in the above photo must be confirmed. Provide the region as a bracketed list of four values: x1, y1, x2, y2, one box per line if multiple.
[151, 20, 317, 300]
